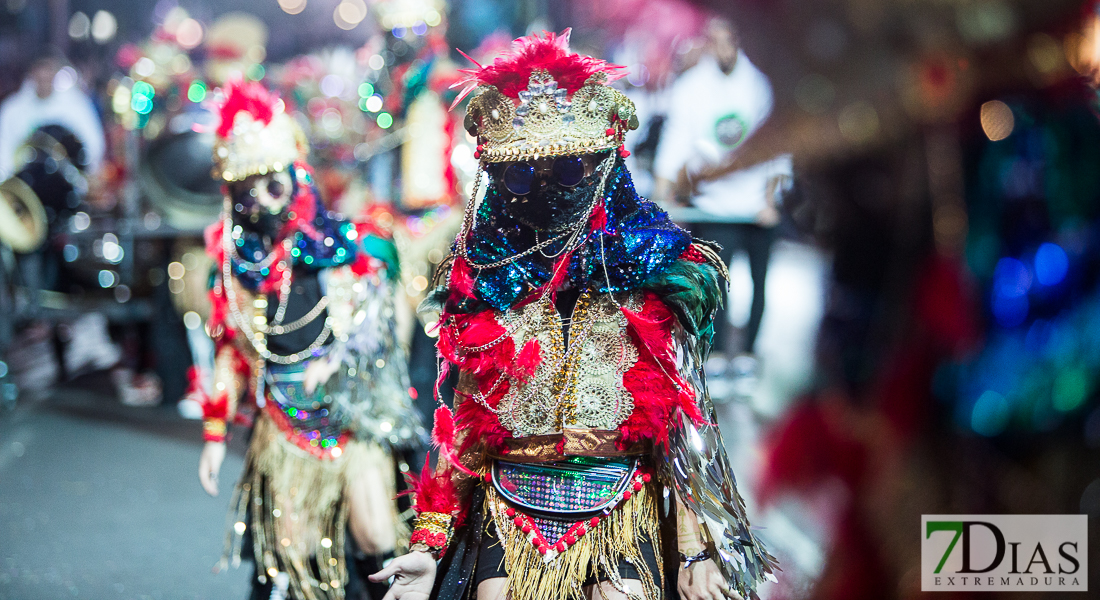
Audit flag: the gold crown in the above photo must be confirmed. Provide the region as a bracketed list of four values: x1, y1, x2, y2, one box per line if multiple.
[464, 70, 639, 163]
[211, 111, 307, 182]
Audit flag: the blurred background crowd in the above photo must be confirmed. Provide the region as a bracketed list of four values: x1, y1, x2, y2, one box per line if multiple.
[2, 0, 1100, 598]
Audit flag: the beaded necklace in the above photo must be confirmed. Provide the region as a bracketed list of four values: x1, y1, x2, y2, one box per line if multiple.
[222, 220, 332, 365]
[444, 152, 618, 354]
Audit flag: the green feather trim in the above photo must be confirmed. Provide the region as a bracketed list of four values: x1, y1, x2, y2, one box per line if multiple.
[641, 257, 724, 348]
[360, 234, 400, 281]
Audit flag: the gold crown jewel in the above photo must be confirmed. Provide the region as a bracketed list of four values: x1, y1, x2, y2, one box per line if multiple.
[515, 70, 573, 127]
[466, 70, 640, 163]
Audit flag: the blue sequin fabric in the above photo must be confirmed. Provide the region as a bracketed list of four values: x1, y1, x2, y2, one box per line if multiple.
[265, 361, 347, 451]
[230, 175, 360, 293]
[463, 159, 690, 310]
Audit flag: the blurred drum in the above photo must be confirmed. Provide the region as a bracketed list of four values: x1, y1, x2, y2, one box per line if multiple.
[0, 177, 47, 252]
[9, 124, 89, 234]
[140, 128, 223, 230]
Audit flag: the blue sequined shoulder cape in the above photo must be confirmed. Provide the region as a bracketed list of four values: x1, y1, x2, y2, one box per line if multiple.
[462, 159, 692, 310]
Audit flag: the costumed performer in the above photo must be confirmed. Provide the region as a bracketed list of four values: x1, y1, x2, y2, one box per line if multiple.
[371, 31, 777, 600]
[195, 79, 426, 600]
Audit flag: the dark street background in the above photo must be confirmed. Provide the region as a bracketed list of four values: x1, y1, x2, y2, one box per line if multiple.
[0, 377, 250, 600]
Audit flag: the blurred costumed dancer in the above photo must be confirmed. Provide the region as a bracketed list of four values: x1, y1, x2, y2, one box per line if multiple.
[194, 80, 426, 600]
[371, 31, 776, 600]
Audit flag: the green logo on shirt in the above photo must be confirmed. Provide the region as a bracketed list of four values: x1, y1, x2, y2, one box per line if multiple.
[715, 113, 748, 149]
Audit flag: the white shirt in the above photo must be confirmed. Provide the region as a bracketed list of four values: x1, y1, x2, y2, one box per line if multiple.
[0, 80, 106, 179]
[654, 53, 791, 221]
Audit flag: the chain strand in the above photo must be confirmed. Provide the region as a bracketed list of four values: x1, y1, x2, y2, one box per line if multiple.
[222, 225, 331, 365]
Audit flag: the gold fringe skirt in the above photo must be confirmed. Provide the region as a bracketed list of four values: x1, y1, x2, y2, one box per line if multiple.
[221, 412, 403, 600]
[484, 480, 663, 600]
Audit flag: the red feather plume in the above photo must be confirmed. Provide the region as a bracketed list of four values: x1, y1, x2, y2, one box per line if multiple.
[432, 405, 478, 477]
[215, 78, 279, 139]
[453, 29, 627, 104]
[448, 256, 477, 299]
[432, 405, 457, 449]
[406, 455, 460, 515]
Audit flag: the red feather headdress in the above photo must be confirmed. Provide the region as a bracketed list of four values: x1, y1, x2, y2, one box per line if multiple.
[214, 78, 279, 139]
[452, 29, 627, 106]
[209, 78, 304, 182]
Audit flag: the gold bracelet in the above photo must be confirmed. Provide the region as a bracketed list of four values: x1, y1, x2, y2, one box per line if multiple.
[203, 419, 227, 442]
[410, 512, 452, 552]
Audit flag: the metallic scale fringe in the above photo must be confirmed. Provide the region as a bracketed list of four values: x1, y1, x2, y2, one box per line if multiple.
[485, 482, 663, 600]
[220, 413, 403, 600]
[666, 329, 778, 600]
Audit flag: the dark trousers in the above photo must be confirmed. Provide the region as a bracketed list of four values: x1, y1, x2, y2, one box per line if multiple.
[691, 222, 776, 355]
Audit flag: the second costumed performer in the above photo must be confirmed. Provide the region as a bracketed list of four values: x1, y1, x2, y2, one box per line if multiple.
[195, 80, 426, 600]
[371, 31, 776, 600]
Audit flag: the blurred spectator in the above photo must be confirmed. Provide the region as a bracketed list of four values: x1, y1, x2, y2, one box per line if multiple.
[654, 17, 791, 392]
[0, 50, 158, 407]
[0, 50, 105, 179]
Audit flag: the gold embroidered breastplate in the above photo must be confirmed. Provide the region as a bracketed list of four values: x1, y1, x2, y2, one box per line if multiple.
[495, 290, 640, 437]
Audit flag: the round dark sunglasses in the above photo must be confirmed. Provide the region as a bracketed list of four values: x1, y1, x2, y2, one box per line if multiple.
[230, 177, 289, 207]
[499, 156, 586, 196]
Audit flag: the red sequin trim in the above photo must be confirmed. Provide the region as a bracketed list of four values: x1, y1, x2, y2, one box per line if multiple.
[502, 469, 650, 559]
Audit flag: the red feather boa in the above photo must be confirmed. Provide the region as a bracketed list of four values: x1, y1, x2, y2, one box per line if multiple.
[619, 292, 704, 447]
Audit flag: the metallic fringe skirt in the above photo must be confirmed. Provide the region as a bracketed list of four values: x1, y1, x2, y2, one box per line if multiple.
[484, 481, 663, 600]
[220, 413, 400, 600]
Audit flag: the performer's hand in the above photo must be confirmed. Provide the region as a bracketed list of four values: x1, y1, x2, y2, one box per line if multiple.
[678, 558, 743, 600]
[303, 356, 340, 394]
[754, 204, 780, 228]
[367, 550, 436, 600]
[673, 166, 696, 205]
[199, 441, 226, 497]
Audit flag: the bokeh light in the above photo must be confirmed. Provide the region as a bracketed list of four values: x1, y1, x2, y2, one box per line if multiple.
[993, 257, 1031, 298]
[91, 10, 117, 43]
[1028, 33, 1064, 75]
[339, 0, 368, 23]
[134, 57, 155, 78]
[971, 390, 1011, 436]
[187, 81, 206, 103]
[320, 74, 345, 98]
[176, 18, 204, 49]
[1034, 243, 1068, 286]
[335, 0, 367, 29]
[98, 270, 119, 288]
[980, 100, 1015, 141]
[837, 101, 879, 144]
[68, 11, 90, 40]
[130, 81, 155, 114]
[53, 67, 77, 92]
[278, 0, 307, 15]
[1053, 367, 1090, 412]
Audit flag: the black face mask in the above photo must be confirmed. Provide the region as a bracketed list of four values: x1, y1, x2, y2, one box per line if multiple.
[230, 175, 293, 237]
[507, 169, 601, 232]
